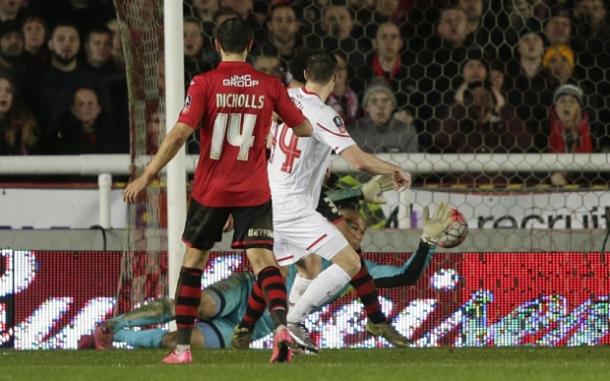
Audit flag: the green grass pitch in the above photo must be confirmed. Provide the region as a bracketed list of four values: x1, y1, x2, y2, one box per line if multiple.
[2, 348, 610, 381]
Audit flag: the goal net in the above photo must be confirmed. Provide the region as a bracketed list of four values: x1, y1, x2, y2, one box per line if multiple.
[109, 0, 610, 347]
[114, 0, 168, 314]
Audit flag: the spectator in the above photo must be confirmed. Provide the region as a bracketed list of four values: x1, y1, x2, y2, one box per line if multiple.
[27, 0, 116, 36]
[0, 0, 23, 24]
[48, 87, 113, 154]
[459, 0, 483, 34]
[219, 0, 252, 21]
[30, 22, 112, 141]
[22, 15, 47, 55]
[314, 4, 370, 69]
[212, 7, 240, 29]
[547, 84, 592, 186]
[84, 26, 114, 73]
[542, 44, 574, 85]
[0, 73, 39, 155]
[506, 31, 555, 152]
[573, 0, 610, 41]
[434, 5, 472, 50]
[348, 81, 418, 153]
[543, 43, 606, 149]
[327, 51, 359, 125]
[21, 15, 49, 74]
[183, 17, 215, 84]
[373, 0, 412, 23]
[190, 0, 218, 40]
[488, 60, 506, 93]
[83, 25, 129, 153]
[218, 0, 261, 36]
[572, 0, 610, 78]
[252, 46, 282, 77]
[432, 80, 531, 154]
[454, 53, 507, 109]
[264, 2, 300, 64]
[106, 18, 124, 69]
[0, 19, 25, 79]
[543, 6, 571, 46]
[356, 21, 417, 113]
[454, 51, 489, 105]
[416, 5, 475, 125]
[361, 0, 411, 38]
[509, 0, 551, 30]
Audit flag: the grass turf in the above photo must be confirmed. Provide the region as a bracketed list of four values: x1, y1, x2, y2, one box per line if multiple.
[1, 348, 610, 381]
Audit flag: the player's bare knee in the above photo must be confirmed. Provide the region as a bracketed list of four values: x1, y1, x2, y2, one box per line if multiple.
[331, 246, 361, 277]
[296, 257, 320, 279]
[183, 247, 209, 268]
[245, 247, 277, 274]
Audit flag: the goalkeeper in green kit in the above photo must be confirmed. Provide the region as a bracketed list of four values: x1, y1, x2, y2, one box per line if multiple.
[91, 177, 452, 351]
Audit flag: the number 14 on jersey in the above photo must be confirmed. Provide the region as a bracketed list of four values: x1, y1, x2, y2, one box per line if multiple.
[210, 112, 256, 161]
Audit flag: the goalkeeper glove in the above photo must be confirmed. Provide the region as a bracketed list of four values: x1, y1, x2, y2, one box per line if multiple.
[361, 175, 395, 204]
[421, 202, 452, 245]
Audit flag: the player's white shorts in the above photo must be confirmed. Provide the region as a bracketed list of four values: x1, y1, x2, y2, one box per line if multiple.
[272, 199, 349, 266]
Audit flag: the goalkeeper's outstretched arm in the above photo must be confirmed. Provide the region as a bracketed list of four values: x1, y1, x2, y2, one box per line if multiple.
[364, 202, 453, 288]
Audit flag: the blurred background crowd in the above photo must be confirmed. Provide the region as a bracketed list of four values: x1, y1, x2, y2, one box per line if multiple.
[0, 0, 608, 186]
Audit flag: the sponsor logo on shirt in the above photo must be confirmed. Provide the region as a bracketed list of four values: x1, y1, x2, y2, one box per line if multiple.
[181, 95, 192, 113]
[222, 74, 259, 87]
[333, 115, 346, 133]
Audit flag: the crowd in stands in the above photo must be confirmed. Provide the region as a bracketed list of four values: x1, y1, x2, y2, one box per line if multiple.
[1, 0, 608, 185]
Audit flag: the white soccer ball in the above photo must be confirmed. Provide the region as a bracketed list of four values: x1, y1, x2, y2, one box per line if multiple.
[438, 208, 468, 248]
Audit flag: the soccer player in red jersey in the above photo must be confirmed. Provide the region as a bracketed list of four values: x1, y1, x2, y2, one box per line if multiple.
[123, 18, 312, 364]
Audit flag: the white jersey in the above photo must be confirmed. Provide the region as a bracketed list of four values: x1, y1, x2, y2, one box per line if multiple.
[268, 87, 356, 212]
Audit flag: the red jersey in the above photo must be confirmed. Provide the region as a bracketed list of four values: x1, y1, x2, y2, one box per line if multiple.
[178, 61, 305, 207]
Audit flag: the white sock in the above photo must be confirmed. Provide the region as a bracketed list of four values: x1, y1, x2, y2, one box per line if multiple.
[287, 264, 351, 323]
[288, 274, 312, 309]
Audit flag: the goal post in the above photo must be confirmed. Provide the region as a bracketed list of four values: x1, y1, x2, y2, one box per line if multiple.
[163, 0, 187, 305]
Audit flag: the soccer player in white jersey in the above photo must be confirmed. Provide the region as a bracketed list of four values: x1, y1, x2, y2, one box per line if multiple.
[267, 50, 411, 350]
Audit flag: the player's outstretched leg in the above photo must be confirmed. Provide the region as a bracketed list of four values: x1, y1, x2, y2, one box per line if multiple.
[163, 248, 209, 364]
[352, 258, 410, 347]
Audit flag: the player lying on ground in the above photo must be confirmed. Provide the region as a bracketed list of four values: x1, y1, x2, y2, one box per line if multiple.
[121, 19, 312, 364]
[91, 203, 451, 350]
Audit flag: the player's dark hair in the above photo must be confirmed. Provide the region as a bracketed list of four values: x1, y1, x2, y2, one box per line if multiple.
[289, 48, 312, 83]
[215, 18, 253, 54]
[305, 50, 338, 84]
[216, 19, 253, 53]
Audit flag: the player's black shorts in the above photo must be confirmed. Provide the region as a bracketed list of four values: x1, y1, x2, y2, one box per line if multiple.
[182, 198, 273, 251]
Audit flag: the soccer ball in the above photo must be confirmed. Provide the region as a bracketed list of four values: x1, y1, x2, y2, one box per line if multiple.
[438, 208, 468, 248]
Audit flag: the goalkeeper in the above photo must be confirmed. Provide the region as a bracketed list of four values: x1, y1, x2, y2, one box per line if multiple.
[91, 198, 451, 350]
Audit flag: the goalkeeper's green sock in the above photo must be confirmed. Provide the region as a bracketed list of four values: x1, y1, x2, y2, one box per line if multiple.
[113, 328, 166, 348]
